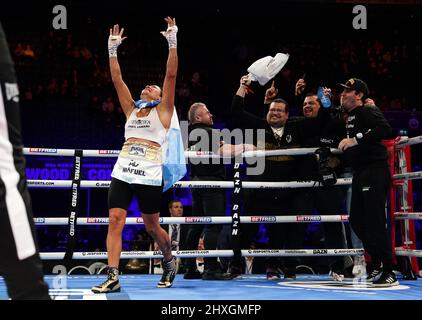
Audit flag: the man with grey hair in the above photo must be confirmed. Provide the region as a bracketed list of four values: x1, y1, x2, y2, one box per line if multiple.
[188, 102, 208, 124]
[184, 102, 254, 280]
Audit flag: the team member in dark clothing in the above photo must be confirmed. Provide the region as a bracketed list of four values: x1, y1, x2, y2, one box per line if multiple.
[291, 93, 350, 280]
[230, 76, 320, 280]
[0, 21, 51, 300]
[337, 78, 397, 287]
[185, 102, 254, 280]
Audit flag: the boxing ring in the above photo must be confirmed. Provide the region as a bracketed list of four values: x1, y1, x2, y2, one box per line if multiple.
[1, 137, 422, 300]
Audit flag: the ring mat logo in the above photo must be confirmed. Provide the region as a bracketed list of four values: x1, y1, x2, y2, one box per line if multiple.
[279, 279, 408, 291]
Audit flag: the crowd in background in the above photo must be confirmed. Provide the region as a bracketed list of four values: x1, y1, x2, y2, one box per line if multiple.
[6, 26, 421, 149]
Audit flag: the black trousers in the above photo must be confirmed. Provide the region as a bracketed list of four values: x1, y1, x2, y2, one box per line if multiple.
[292, 186, 347, 272]
[231, 188, 296, 271]
[0, 178, 50, 299]
[349, 166, 393, 271]
[184, 177, 226, 272]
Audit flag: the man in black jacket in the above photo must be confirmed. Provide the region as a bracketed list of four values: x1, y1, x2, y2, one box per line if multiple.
[0, 21, 50, 299]
[292, 92, 351, 280]
[185, 102, 254, 280]
[230, 76, 320, 280]
[338, 78, 397, 287]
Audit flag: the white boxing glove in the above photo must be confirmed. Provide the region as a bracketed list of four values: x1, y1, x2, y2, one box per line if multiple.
[161, 25, 178, 49]
[108, 34, 123, 57]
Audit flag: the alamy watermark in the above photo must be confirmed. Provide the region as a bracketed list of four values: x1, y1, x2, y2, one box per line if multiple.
[51, 262, 107, 290]
[180, 120, 266, 176]
[352, 5, 367, 30]
[52, 5, 67, 30]
[180, 121, 265, 175]
[52, 264, 68, 289]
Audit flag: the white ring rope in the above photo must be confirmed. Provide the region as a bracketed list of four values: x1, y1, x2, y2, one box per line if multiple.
[23, 147, 341, 158]
[33, 215, 350, 226]
[22, 135, 422, 158]
[25, 170, 422, 190]
[395, 248, 422, 258]
[394, 212, 422, 220]
[27, 178, 353, 189]
[394, 135, 422, 148]
[39, 248, 365, 260]
[393, 171, 422, 181]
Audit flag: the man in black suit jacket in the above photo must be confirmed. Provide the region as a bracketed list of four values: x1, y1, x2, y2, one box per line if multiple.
[167, 200, 187, 250]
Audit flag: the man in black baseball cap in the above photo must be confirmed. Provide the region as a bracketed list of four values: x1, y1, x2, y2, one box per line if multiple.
[337, 77, 397, 287]
[338, 78, 369, 100]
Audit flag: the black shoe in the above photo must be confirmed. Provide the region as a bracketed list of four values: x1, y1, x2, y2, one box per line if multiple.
[266, 266, 282, 280]
[342, 266, 355, 279]
[202, 272, 232, 280]
[366, 268, 382, 282]
[330, 267, 354, 281]
[92, 267, 121, 293]
[266, 271, 281, 280]
[283, 268, 296, 281]
[157, 256, 177, 288]
[184, 269, 202, 279]
[372, 271, 399, 287]
[228, 266, 243, 280]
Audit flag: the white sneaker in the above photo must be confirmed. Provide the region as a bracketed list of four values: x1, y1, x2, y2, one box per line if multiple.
[352, 255, 367, 277]
[330, 271, 345, 282]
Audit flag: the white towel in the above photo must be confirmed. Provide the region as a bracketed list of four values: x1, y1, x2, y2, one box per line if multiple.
[247, 53, 290, 86]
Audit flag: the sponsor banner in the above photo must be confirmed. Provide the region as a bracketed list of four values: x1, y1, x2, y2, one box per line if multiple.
[65, 150, 83, 261]
[98, 150, 120, 155]
[87, 218, 109, 223]
[250, 216, 276, 222]
[313, 249, 328, 254]
[95, 182, 110, 187]
[333, 249, 365, 254]
[29, 148, 58, 154]
[121, 251, 147, 256]
[247, 249, 282, 254]
[185, 217, 212, 223]
[28, 181, 55, 186]
[26, 160, 115, 181]
[297, 215, 322, 222]
[81, 252, 107, 257]
[176, 250, 211, 255]
[190, 184, 222, 188]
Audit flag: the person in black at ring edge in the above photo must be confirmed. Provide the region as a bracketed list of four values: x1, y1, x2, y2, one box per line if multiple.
[337, 78, 398, 287]
[0, 21, 51, 300]
[230, 75, 322, 280]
